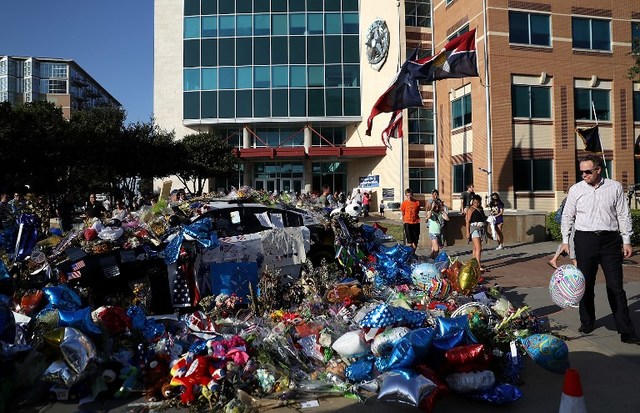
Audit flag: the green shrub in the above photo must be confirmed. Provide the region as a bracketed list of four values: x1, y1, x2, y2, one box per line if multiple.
[548, 209, 640, 245]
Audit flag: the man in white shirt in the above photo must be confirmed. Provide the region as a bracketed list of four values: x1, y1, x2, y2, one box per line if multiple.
[561, 154, 639, 344]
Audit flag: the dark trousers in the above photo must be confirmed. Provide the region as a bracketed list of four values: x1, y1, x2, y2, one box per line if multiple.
[574, 231, 635, 335]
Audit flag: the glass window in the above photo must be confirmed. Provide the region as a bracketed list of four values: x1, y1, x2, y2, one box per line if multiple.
[343, 13, 359, 34]
[290, 89, 307, 116]
[290, 0, 305, 12]
[307, 36, 324, 64]
[237, 90, 252, 117]
[633, 21, 640, 39]
[236, 15, 252, 36]
[184, 17, 200, 39]
[219, 90, 234, 118]
[272, 37, 288, 64]
[184, 68, 200, 91]
[452, 93, 472, 128]
[219, 67, 235, 89]
[634, 90, 640, 122]
[254, 0, 269, 12]
[254, 37, 270, 65]
[254, 67, 270, 88]
[272, 14, 288, 35]
[272, 66, 288, 87]
[184, 91, 200, 119]
[202, 16, 217, 37]
[236, 38, 252, 65]
[237, 67, 252, 89]
[201, 39, 217, 66]
[511, 85, 551, 118]
[309, 89, 325, 116]
[508, 11, 550, 46]
[290, 14, 305, 35]
[308, 66, 324, 87]
[308, 0, 323, 11]
[219, 16, 235, 37]
[219, 38, 235, 65]
[290, 37, 306, 64]
[325, 66, 342, 87]
[254, 14, 270, 36]
[290, 66, 306, 87]
[272, 0, 287, 12]
[408, 108, 434, 144]
[409, 168, 435, 194]
[572, 17, 610, 51]
[344, 89, 360, 116]
[448, 24, 469, 40]
[184, 0, 199, 16]
[343, 65, 359, 87]
[453, 163, 473, 193]
[326, 89, 342, 116]
[326, 35, 342, 63]
[325, 0, 340, 11]
[405, 0, 431, 28]
[325, 13, 342, 34]
[184, 40, 200, 67]
[255, 90, 270, 117]
[237, 0, 251, 13]
[343, 36, 360, 63]
[308, 14, 323, 34]
[574, 88, 610, 120]
[219, 0, 234, 14]
[202, 0, 217, 15]
[272, 90, 288, 116]
[202, 68, 217, 90]
[202, 91, 217, 118]
[514, 159, 552, 191]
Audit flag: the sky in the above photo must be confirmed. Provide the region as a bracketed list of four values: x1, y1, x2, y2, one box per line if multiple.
[0, 1, 153, 125]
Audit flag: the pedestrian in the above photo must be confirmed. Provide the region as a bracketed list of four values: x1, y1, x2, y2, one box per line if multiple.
[466, 194, 487, 272]
[560, 154, 640, 344]
[488, 192, 505, 250]
[400, 188, 421, 250]
[460, 184, 475, 214]
[56, 193, 75, 233]
[427, 189, 449, 246]
[362, 192, 370, 217]
[9, 192, 26, 216]
[84, 193, 106, 219]
[426, 195, 449, 258]
[112, 200, 129, 221]
[317, 185, 331, 207]
[379, 199, 385, 217]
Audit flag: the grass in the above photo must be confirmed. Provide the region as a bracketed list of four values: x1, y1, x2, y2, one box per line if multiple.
[381, 222, 404, 243]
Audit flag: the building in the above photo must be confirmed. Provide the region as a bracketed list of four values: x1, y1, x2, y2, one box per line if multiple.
[0, 56, 120, 119]
[153, 0, 640, 211]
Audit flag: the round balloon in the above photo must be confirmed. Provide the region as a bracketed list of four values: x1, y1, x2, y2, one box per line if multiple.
[427, 278, 451, 300]
[411, 263, 440, 289]
[520, 333, 569, 374]
[549, 264, 585, 308]
[332, 330, 370, 358]
[371, 327, 410, 357]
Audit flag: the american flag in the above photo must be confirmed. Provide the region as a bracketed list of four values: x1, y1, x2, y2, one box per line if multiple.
[71, 260, 86, 271]
[67, 271, 82, 280]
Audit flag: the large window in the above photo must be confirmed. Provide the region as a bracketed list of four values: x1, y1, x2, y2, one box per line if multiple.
[514, 159, 552, 191]
[405, 1, 431, 28]
[509, 11, 550, 46]
[453, 163, 473, 193]
[634, 21, 640, 40]
[512, 84, 551, 118]
[575, 88, 610, 121]
[572, 17, 611, 51]
[408, 107, 434, 144]
[451, 93, 471, 128]
[634, 89, 640, 122]
[409, 168, 435, 194]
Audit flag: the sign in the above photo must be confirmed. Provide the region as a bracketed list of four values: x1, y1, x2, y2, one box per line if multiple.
[359, 175, 380, 188]
[382, 188, 395, 199]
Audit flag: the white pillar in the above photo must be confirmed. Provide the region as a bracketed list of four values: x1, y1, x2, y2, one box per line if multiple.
[242, 125, 251, 148]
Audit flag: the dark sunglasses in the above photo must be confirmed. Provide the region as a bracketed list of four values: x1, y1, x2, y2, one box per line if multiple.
[580, 168, 597, 175]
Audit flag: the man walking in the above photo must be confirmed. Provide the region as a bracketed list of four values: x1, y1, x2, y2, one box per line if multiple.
[400, 188, 421, 250]
[560, 154, 640, 344]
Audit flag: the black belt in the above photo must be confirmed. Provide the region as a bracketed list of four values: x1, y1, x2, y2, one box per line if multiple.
[576, 230, 618, 236]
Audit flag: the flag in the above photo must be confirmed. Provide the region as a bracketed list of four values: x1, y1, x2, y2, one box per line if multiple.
[381, 110, 404, 148]
[366, 28, 479, 136]
[576, 126, 602, 153]
[67, 271, 82, 280]
[71, 260, 85, 271]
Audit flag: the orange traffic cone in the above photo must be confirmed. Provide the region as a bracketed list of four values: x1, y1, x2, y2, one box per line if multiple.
[558, 368, 586, 412]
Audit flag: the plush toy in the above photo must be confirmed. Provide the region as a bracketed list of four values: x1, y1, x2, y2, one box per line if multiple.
[114, 365, 139, 398]
[142, 360, 170, 402]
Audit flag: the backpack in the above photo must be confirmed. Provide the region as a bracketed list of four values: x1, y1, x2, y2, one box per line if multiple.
[554, 200, 565, 225]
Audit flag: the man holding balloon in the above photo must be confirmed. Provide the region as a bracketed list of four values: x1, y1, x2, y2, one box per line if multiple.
[560, 154, 639, 345]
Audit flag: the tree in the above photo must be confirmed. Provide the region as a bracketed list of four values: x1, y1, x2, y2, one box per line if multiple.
[174, 132, 239, 196]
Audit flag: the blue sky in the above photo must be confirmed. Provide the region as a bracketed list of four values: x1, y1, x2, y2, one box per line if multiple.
[0, 1, 153, 125]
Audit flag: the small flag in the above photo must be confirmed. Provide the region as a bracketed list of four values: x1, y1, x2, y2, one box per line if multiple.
[67, 271, 82, 280]
[576, 126, 602, 153]
[71, 260, 86, 271]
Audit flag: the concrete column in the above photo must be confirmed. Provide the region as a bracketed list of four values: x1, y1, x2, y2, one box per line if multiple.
[304, 158, 313, 194]
[243, 161, 253, 187]
[304, 124, 312, 152]
[242, 126, 251, 149]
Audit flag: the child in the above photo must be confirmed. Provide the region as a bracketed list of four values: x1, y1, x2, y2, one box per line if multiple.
[379, 199, 385, 217]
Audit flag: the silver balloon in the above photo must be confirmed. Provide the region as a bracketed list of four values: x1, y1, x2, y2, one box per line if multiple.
[41, 359, 80, 388]
[446, 370, 495, 394]
[60, 327, 96, 374]
[377, 369, 436, 406]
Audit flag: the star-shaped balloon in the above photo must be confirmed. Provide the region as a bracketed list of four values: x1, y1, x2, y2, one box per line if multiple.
[377, 369, 436, 407]
[59, 307, 101, 335]
[42, 285, 82, 311]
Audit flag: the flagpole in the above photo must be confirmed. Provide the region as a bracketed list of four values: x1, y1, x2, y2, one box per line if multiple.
[591, 100, 608, 178]
[397, 0, 405, 197]
[431, 1, 438, 191]
[482, 0, 493, 196]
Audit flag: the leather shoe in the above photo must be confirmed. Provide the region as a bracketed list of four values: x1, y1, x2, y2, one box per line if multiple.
[578, 323, 594, 334]
[621, 334, 640, 344]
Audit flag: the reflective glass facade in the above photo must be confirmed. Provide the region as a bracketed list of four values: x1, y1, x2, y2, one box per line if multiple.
[182, 0, 361, 120]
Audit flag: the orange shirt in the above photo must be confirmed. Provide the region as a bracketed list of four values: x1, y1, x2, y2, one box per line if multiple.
[400, 199, 421, 224]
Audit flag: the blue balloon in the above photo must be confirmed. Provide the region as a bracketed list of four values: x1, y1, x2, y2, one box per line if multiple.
[520, 334, 569, 374]
[469, 383, 523, 404]
[126, 306, 147, 330]
[380, 339, 416, 371]
[0, 296, 16, 344]
[435, 315, 478, 344]
[58, 307, 101, 335]
[43, 285, 82, 311]
[0, 261, 9, 281]
[406, 328, 435, 359]
[432, 329, 465, 351]
[345, 358, 374, 382]
[393, 307, 426, 328]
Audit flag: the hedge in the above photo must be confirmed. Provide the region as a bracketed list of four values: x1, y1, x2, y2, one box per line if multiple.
[548, 209, 640, 245]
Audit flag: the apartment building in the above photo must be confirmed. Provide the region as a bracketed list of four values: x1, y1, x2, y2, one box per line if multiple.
[0, 56, 120, 119]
